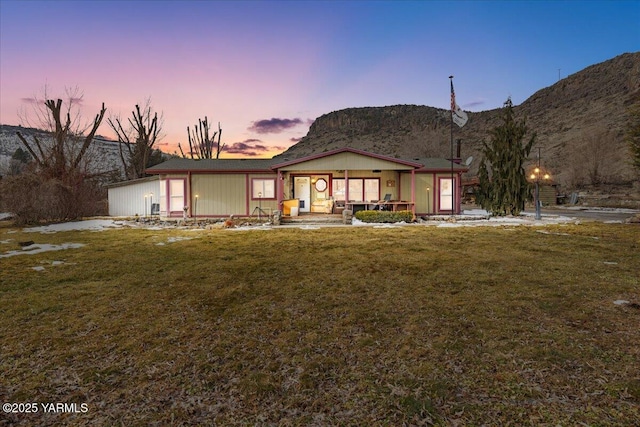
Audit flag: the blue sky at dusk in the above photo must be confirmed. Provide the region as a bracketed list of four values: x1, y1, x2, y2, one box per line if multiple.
[1, 0, 638, 157]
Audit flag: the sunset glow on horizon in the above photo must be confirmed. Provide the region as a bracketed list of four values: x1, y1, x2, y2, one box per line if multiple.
[1, 0, 638, 158]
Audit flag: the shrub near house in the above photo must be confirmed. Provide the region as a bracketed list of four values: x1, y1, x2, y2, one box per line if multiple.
[355, 210, 413, 223]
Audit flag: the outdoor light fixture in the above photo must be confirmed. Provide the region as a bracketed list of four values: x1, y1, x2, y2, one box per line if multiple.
[194, 194, 199, 220]
[426, 186, 430, 214]
[530, 165, 551, 220]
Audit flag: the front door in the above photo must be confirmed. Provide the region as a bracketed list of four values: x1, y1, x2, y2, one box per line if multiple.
[160, 178, 186, 217]
[294, 176, 311, 212]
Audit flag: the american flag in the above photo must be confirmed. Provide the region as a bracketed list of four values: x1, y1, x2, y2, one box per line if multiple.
[450, 77, 468, 128]
[450, 79, 456, 112]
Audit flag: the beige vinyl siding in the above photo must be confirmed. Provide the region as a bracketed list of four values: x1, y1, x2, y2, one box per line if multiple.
[278, 152, 415, 171]
[191, 173, 278, 216]
[401, 173, 435, 213]
[192, 174, 247, 216]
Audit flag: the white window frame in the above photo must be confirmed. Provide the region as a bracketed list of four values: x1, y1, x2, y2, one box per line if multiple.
[252, 178, 276, 199]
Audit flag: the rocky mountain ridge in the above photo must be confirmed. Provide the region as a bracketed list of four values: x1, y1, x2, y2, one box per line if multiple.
[276, 52, 640, 189]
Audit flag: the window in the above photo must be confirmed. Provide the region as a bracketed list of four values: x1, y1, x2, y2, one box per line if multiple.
[348, 180, 363, 201]
[364, 179, 379, 201]
[332, 179, 345, 200]
[252, 178, 275, 199]
[159, 178, 185, 214]
[439, 178, 454, 211]
[170, 179, 185, 212]
[332, 178, 379, 201]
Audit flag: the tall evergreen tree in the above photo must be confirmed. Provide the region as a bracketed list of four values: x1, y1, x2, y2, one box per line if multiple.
[477, 98, 536, 216]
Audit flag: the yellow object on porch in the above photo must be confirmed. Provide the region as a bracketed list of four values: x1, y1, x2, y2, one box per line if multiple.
[282, 199, 300, 216]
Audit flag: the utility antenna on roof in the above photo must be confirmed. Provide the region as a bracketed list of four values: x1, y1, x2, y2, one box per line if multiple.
[465, 156, 473, 166]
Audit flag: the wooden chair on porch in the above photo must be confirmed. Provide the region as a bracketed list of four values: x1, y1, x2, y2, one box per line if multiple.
[373, 194, 392, 210]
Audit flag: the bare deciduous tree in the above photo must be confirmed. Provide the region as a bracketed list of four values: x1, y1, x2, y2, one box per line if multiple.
[1, 87, 108, 224]
[179, 117, 224, 159]
[16, 87, 106, 179]
[107, 99, 163, 180]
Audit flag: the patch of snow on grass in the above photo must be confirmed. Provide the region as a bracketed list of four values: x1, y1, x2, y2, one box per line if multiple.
[298, 225, 320, 230]
[24, 219, 124, 234]
[0, 243, 85, 258]
[462, 209, 490, 216]
[536, 230, 570, 236]
[227, 226, 273, 231]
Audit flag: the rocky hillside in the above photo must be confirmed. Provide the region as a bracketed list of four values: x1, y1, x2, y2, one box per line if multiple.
[0, 124, 126, 180]
[276, 52, 640, 189]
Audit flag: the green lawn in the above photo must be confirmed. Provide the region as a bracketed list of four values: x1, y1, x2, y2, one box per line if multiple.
[1, 223, 639, 426]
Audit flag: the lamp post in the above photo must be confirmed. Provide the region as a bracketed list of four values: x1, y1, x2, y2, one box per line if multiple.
[194, 194, 199, 221]
[144, 194, 148, 218]
[530, 167, 550, 220]
[149, 192, 154, 216]
[426, 186, 430, 214]
[258, 192, 262, 221]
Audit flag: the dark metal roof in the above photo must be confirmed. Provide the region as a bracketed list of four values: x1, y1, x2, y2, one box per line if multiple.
[145, 151, 468, 174]
[105, 175, 159, 188]
[407, 157, 469, 172]
[146, 157, 278, 173]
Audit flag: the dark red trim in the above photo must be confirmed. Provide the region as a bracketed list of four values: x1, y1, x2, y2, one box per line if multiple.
[437, 176, 456, 213]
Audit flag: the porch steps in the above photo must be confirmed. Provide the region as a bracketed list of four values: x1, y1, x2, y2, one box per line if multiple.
[280, 214, 344, 225]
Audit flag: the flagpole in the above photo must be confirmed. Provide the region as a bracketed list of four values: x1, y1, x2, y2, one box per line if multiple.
[449, 75, 454, 216]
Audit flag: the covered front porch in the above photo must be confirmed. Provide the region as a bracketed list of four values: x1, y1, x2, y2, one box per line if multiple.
[271, 148, 422, 218]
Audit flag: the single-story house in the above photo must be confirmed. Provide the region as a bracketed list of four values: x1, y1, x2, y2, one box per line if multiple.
[107, 147, 468, 218]
[107, 176, 161, 217]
